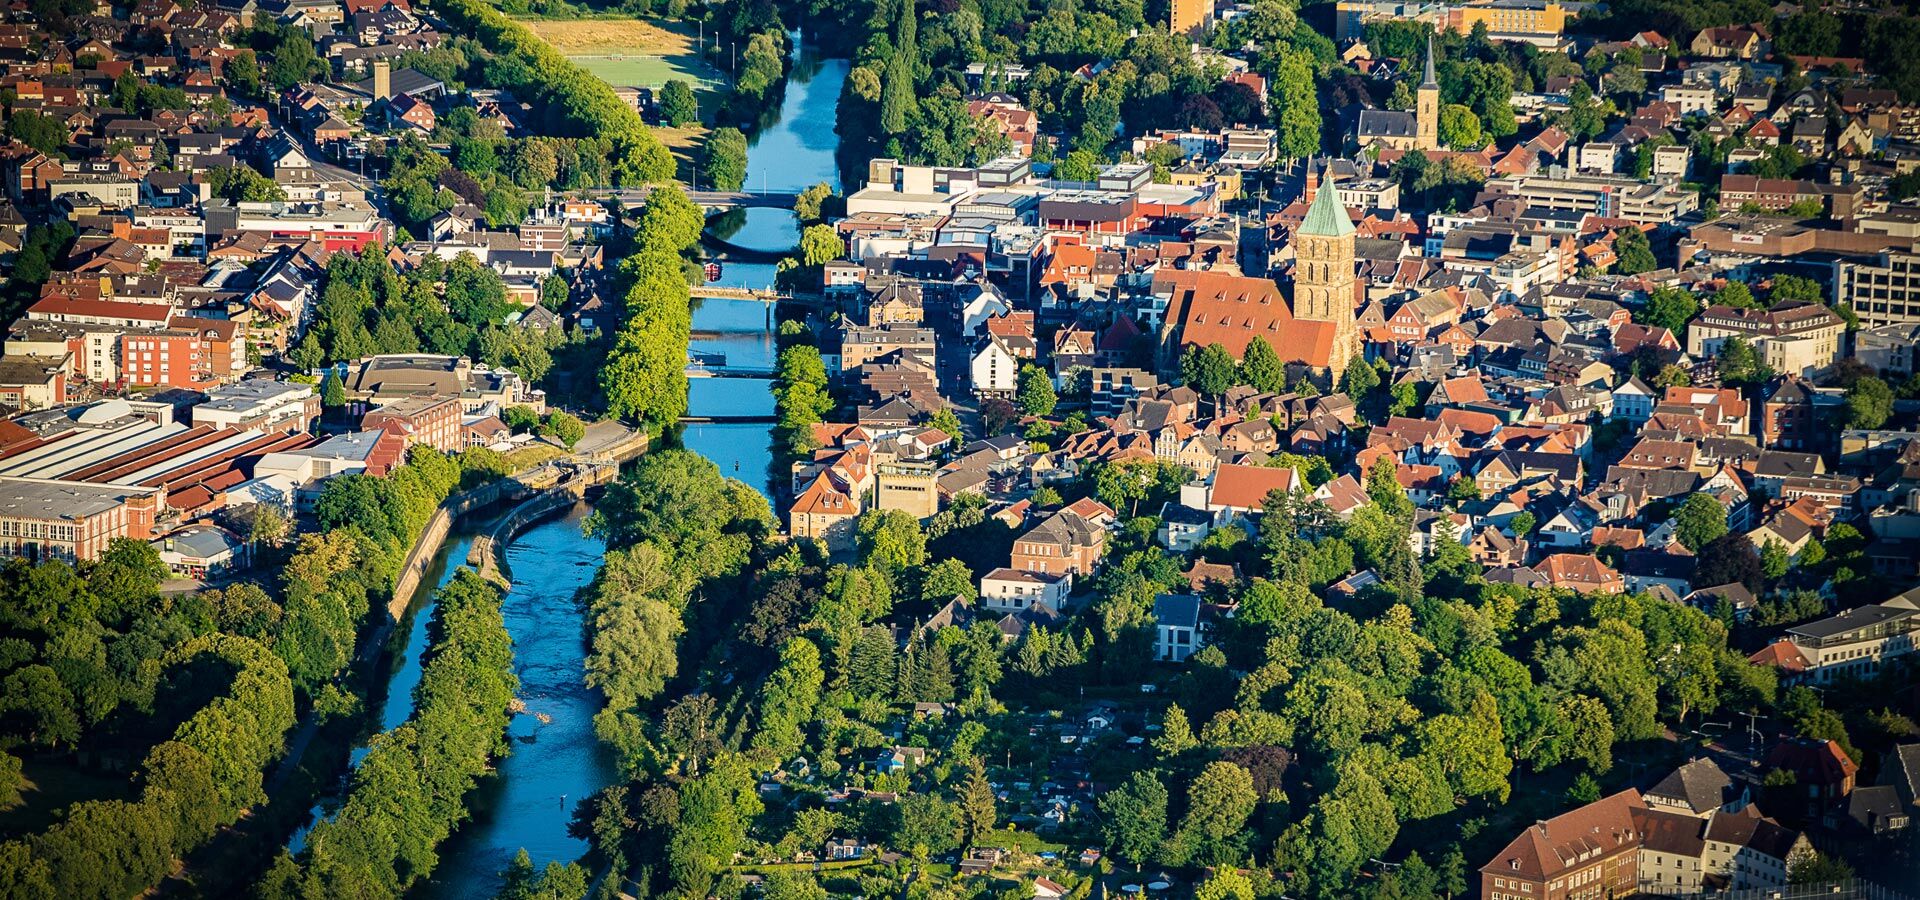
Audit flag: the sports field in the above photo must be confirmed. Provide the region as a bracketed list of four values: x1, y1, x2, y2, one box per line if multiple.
[521, 17, 724, 149]
[522, 18, 725, 89]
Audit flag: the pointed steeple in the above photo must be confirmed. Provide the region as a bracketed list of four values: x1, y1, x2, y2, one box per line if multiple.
[1421, 34, 1438, 90]
[1299, 164, 1353, 238]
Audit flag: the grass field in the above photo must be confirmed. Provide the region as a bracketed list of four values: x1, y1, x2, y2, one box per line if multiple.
[519, 16, 724, 152]
[520, 17, 725, 92]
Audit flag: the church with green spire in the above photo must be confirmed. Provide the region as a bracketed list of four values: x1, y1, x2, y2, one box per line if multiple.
[1293, 161, 1360, 379]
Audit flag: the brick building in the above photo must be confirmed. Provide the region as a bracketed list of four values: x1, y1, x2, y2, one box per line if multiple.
[361, 394, 462, 453]
[0, 477, 160, 562]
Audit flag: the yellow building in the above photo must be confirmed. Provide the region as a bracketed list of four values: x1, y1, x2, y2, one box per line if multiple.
[1168, 163, 1242, 201]
[1451, 0, 1568, 44]
[1336, 0, 1571, 46]
[1170, 0, 1214, 37]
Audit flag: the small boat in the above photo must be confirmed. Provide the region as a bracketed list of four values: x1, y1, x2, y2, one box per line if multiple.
[704, 261, 723, 282]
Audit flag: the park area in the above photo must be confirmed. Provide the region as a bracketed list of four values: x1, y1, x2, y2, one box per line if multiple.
[519, 17, 724, 148]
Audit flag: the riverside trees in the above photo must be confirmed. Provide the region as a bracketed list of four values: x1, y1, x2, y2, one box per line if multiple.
[259, 570, 517, 898]
[601, 185, 703, 430]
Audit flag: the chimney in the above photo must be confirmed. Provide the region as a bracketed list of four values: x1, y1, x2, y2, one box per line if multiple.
[372, 60, 392, 102]
[1303, 156, 1319, 204]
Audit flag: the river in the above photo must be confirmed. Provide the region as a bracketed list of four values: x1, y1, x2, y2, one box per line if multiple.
[682, 41, 848, 502]
[283, 46, 843, 891]
[418, 507, 611, 898]
[408, 37, 848, 897]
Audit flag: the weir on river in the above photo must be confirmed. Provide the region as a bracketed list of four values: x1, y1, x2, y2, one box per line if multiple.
[410, 40, 850, 898]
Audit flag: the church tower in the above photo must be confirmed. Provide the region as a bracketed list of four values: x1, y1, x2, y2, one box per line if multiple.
[1292, 161, 1359, 378]
[1416, 36, 1440, 152]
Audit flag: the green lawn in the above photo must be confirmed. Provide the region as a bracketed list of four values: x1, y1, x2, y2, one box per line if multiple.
[567, 50, 725, 90]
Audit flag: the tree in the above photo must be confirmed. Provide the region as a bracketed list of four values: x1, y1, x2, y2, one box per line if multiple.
[957, 758, 997, 846]
[1438, 104, 1484, 149]
[1567, 772, 1601, 805]
[542, 410, 587, 449]
[1175, 761, 1257, 864]
[1342, 356, 1380, 404]
[1613, 227, 1656, 274]
[880, 2, 917, 135]
[929, 408, 965, 441]
[1845, 376, 1893, 429]
[1193, 870, 1254, 900]
[0, 751, 20, 810]
[0, 665, 80, 749]
[892, 793, 962, 855]
[981, 398, 1018, 435]
[1055, 148, 1103, 181]
[1273, 48, 1321, 157]
[88, 538, 168, 623]
[1388, 381, 1420, 418]
[1717, 337, 1769, 386]
[752, 637, 824, 760]
[1673, 494, 1729, 552]
[762, 871, 827, 900]
[1509, 511, 1536, 538]
[1153, 704, 1197, 758]
[5, 110, 68, 156]
[1696, 533, 1764, 593]
[1714, 281, 1759, 309]
[1654, 364, 1692, 389]
[921, 558, 975, 603]
[1239, 335, 1286, 393]
[658, 79, 698, 126]
[497, 850, 589, 900]
[1760, 539, 1792, 581]
[1017, 365, 1057, 417]
[541, 273, 570, 310]
[1098, 770, 1169, 865]
[1788, 851, 1855, 885]
[699, 127, 749, 191]
[856, 510, 927, 574]
[1182, 343, 1237, 400]
[799, 224, 845, 267]
[1638, 287, 1700, 336]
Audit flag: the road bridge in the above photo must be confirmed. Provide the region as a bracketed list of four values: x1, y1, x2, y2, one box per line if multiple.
[677, 413, 779, 423]
[594, 185, 800, 211]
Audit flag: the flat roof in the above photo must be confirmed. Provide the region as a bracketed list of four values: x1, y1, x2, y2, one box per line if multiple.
[0, 476, 156, 521]
[198, 380, 311, 413]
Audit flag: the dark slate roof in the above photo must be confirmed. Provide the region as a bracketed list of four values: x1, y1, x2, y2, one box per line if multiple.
[1152, 593, 1202, 630]
[1646, 758, 1732, 814]
[1357, 108, 1418, 138]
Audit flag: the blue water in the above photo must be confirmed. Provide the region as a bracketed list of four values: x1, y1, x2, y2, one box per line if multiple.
[286, 533, 477, 854]
[418, 507, 612, 897]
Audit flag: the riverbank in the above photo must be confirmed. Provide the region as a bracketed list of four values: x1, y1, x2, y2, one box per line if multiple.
[174, 424, 649, 896]
[262, 569, 519, 896]
[416, 506, 614, 898]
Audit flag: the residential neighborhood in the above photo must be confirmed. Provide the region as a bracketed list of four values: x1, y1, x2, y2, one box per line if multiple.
[2, 0, 1920, 896]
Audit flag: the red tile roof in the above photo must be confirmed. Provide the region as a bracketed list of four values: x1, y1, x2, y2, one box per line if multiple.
[1159, 271, 1338, 368]
[1209, 462, 1299, 510]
